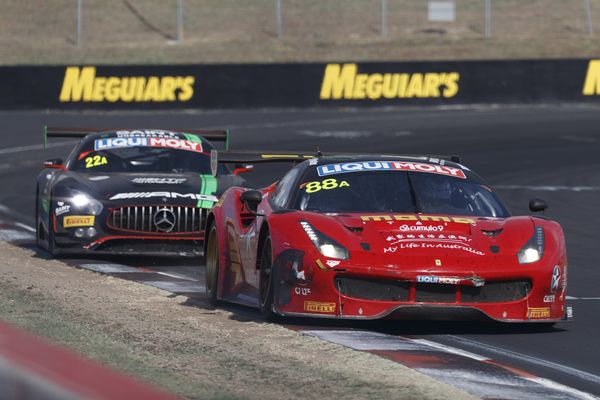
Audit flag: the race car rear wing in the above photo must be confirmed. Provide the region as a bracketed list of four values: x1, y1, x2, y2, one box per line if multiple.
[43, 126, 230, 149]
[216, 150, 461, 164]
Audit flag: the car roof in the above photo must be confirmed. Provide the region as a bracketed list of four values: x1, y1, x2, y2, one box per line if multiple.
[312, 154, 464, 170]
[82, 129, 197, 140]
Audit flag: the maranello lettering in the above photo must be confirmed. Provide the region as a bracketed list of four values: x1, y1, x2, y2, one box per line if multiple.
[582, 59, 600, 95]
[320, 63, 460, 100]
[59, 66, 195, 102]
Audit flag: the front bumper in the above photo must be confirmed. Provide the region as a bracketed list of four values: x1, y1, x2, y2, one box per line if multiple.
[271, 249, 568, 323]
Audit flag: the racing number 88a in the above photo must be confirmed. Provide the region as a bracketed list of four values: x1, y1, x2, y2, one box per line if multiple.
[305, 178, 349, 193]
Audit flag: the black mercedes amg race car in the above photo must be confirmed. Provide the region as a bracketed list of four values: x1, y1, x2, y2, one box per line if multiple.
[36, 127, 249, 257]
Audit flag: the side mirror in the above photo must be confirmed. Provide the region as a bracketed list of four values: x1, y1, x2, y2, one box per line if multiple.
[233, 163, 254, 175]
[240, 190, 262, 212]
[529, 198, 548, 213]
[43, 158, 64, 169]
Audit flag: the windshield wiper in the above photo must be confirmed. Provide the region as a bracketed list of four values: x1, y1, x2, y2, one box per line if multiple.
[406, 173, 421, 213]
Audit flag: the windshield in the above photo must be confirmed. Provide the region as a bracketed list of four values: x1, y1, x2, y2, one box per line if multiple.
[70, 146, 212, 174]
[292, 163, 509, 218]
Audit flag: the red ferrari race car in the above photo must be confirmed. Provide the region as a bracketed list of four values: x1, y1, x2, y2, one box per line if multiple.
[205, 152, 569, 323]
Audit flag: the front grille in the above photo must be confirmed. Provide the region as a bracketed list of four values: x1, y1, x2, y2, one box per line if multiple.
[107, 205, 206, 234]
[336, 277, 410, 301]
[336, 276, 531, 304]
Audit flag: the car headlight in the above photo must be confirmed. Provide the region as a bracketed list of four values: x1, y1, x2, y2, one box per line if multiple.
[300, 221, 349, 260]
[71, 192, 103, 216]
[517, 226, 544, 264]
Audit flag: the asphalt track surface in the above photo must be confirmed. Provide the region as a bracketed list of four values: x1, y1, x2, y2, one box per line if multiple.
[0, 106, 599, 397]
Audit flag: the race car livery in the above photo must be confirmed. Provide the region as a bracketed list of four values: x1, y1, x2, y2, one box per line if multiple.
[204, 153, 568, 323]
[36, 127, 248, 257]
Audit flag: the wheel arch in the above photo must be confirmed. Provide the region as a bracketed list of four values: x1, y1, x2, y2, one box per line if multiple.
[256, 220, 271, 270]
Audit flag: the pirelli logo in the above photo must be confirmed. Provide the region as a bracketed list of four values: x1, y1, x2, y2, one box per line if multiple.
[320, 63, 460, 100]
[304, 301, 336, 313]
[360, 215, 476, 224]
[527, 307, 551, 319]
[59, 66, 195, 103]
[63, 215, 95, 228]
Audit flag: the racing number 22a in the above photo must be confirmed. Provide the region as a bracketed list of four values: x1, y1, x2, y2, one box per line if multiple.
[85, 155, 108, 169]
[304, 178, 349, 193]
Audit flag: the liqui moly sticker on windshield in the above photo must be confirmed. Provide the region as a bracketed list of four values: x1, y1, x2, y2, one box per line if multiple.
[317, 161, 466, 178]
[94, 137, 203, 153]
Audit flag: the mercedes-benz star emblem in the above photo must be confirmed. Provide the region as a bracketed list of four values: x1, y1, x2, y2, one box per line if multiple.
[153, 208, 176, 232]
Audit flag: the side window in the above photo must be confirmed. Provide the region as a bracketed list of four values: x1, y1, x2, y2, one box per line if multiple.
[271, 166, 302, 208]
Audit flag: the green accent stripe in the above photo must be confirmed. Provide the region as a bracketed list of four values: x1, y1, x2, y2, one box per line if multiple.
[183, 133, 203, 144]
[225, 129, 230, 150]
[198, 174, 217, 208]
[43, 125, 48, 149]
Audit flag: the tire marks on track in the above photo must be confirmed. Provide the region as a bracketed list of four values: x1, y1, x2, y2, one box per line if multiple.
[302, 330, 598, 400]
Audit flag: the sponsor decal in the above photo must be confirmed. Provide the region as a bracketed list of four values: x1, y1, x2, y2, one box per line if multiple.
[63, 215, 95, 228]
[397, 242, 485, 255]
[304, 301, 336, 313]
[294, 287, 312, 296]
[315, 259, 328, 271]
[362, 214, 475, 224]
[325, 260, 341, 268]
[320, 63, 460, 100]
[115, 130, 179, 138]
[583, 59, 600, 96]
[417, 275, 484, 286]
[543, 295, 556, 303]
[54, 201, 71, 216]
[383, 246, 398, 253]
[551, 265, 562, 292]
[528, 307, 551, 319]
[386, 233, 471, 244]
[109, 192, 218, 202]
[399, 223, 444, 232]
[435, 259, 442, 266]
[94, 137, 203, 153]
[59, 66, 195, 103]
[417, 275, 461, 285]
[317, 160, 466, 178]
[132, 178, 187, 184]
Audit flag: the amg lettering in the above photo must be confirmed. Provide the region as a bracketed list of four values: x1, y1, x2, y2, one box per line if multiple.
[109, 192, 218, 202]
[59, 66, 195, 103]
[320, 63, 460, 100]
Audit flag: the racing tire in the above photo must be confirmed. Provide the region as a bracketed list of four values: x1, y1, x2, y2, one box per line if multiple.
[205, 224, 220, 305]
[35, 185, 43, 250]
[258, 235, 276, 320]
[46, 212, 57, 257]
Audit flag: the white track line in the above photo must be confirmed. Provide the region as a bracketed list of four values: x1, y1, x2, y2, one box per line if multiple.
[0, 141, 74, 155]
[527, 377, 599, 400]
[0, 204, 35, 227]
[443, 335, 600, 387]
[410, 338, 489, 361]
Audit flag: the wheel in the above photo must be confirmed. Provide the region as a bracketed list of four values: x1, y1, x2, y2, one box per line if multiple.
[46, 210, 57, 257]
[35, 185, 43, 249]
[258, 235, 276, 319]
[205, 224, 220, 305]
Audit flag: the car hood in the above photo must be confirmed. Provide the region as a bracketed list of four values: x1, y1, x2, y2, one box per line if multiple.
[304, 212, 537, 271]
[57, 172, 242, 207]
